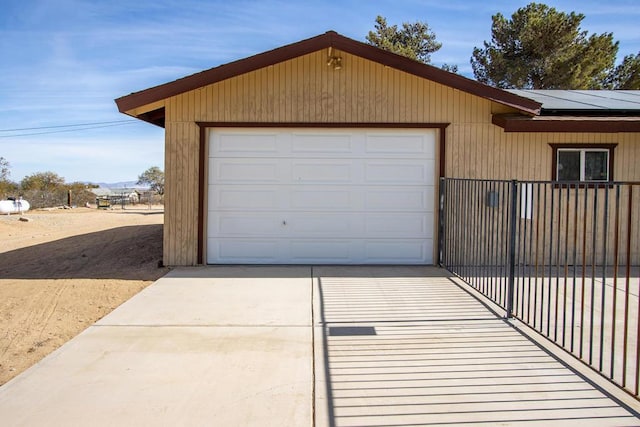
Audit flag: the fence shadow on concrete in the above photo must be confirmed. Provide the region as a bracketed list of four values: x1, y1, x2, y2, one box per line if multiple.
[315, 266, 640, 426]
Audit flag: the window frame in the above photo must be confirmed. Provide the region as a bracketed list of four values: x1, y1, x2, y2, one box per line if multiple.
[549, 143, 617, 182]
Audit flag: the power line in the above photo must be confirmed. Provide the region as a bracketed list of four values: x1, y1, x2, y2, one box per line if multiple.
[0, 120, 137, 132]
[0, 122, 138, 138]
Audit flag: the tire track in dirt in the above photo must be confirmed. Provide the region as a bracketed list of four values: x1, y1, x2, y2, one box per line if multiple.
[0, 208, 168, 385]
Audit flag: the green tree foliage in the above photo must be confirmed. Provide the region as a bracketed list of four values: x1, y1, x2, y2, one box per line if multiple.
[366, 15, 442, 64]
[20, 171, 67, 208]
[17, 172, 100, 208]
[0, 181, 19, 199]
[0, 157, 10, 181]
[137, 166, 165, 195]
[441, 64, 459, 73]
[471, 3, 618, 89]
[605, 53, 640, 89]
[0, 157, 18, 199]
[66, 182, 99, 207]
[20, 171, 65, 191]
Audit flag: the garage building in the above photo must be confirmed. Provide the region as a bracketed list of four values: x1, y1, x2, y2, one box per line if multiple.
[115, 31, 640, 266]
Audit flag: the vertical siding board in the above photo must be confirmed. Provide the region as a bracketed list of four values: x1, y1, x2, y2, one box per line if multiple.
[372, 61, 379, 121]
[183, 121, 191, 264]
[429, 81, 437, 123]
[394, 70, 401, 122]
[163, 121, 173, 265]
[307, 52, 316, 121]
[302, 54, 310, 122]
[181, 98, 190, 264]
[410, 72, 419, 122]
[200, 87, 206, 121]
[386, 69, 393, 122]
[404, 69, 411, 122]
[418, 79, 426, 122]
[281, 61, 287, 121]
[174, 122, 182, 264]
[175, 122, 185, 264]
[334, 51, 344, 122]
[189, 122, 199, 262]
[360, 55, 368, 122]
[169, 100, 177, 264]
[167, 118, 178, 265]
[378, 63, 386, 122]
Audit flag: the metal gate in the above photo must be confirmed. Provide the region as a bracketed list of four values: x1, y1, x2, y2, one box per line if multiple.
[439, 177, 640, 398]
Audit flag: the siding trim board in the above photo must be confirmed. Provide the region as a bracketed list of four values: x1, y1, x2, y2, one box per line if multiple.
[197, 126, 207, 264]
[196, 122, 448, 265]
[195, 122, 449, 129]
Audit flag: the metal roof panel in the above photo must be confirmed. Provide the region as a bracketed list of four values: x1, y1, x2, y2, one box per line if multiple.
[507, 90, 640, 112]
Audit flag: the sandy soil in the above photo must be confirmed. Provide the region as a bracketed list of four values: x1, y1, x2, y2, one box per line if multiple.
[0, 206, 168, 385]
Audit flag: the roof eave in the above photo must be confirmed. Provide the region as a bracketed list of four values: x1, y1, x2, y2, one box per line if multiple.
[115, 32, 338, 113]
[493, 114, 640, 133]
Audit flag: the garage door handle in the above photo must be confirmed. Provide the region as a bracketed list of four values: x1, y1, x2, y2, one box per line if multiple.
[282, 220, 287, 226]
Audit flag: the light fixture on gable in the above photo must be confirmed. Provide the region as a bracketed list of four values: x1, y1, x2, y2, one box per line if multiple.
[327, 47, 342, 70]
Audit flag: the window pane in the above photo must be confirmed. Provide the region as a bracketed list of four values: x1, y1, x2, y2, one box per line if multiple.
[557, 151, 580, 180]
[584, 151, 608, 181]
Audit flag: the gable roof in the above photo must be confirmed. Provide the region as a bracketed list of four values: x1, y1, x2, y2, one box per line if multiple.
[115, 31, 542, 125]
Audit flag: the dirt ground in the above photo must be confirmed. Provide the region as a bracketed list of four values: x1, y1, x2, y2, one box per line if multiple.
[0, 206, 168, 385]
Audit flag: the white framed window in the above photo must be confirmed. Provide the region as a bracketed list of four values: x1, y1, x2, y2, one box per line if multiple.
[550, 144, 616, 182]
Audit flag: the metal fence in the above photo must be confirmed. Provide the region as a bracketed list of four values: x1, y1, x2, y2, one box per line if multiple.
[439, 177, 640, 398]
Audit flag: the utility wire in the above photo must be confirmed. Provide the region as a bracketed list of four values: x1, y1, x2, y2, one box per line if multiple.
[0, 121, 137, 138]
[0, 120, 136, 132]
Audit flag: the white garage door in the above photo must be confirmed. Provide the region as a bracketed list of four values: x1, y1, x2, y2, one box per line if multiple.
[207, 128, 436, 264]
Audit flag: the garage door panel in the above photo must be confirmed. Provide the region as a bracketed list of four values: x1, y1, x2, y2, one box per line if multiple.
[207, 128, 436, 265]
[365, 161, 433, 184]
[291, 161, 352, 183]
[365, 134, 434, 157]
[212, 186, 432, 212]
[210, 158, 283, 183]
[365, 189, 431, 211]
[364, 213, 431, 238]
[291, 134, 353, 154]
[215, 133, 279, 154]
[290, 189, 353, 209]
[365, 240, 432, 263]
[209, 212, 431, 239]
[210, 187, 281, 209]
[209, 239, 280, 263]
[288, 214, 354, 235]
[209, 214, 284, 237]
[289, 240, 352, 262]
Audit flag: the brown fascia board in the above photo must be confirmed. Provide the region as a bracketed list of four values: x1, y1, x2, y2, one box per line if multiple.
[115, 31, 542, 116]
[493, 114, 640, 132]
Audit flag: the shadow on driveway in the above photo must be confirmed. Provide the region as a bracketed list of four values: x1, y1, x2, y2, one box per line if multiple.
[0, 224, 164, 280]
[314, 266, 640, 427]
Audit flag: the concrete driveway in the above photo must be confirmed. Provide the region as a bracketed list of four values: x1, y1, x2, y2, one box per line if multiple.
[0, 266, 639, 426]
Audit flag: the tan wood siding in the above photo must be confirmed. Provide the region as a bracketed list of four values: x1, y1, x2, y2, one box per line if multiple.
[160, 49, 640, 266]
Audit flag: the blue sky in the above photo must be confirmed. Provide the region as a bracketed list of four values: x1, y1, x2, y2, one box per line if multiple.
[0, 0, 638, 184]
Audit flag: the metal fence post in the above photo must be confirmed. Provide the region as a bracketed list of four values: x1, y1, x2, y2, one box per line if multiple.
[506, 179, 518, 319]
[438, 177, 446, 267]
